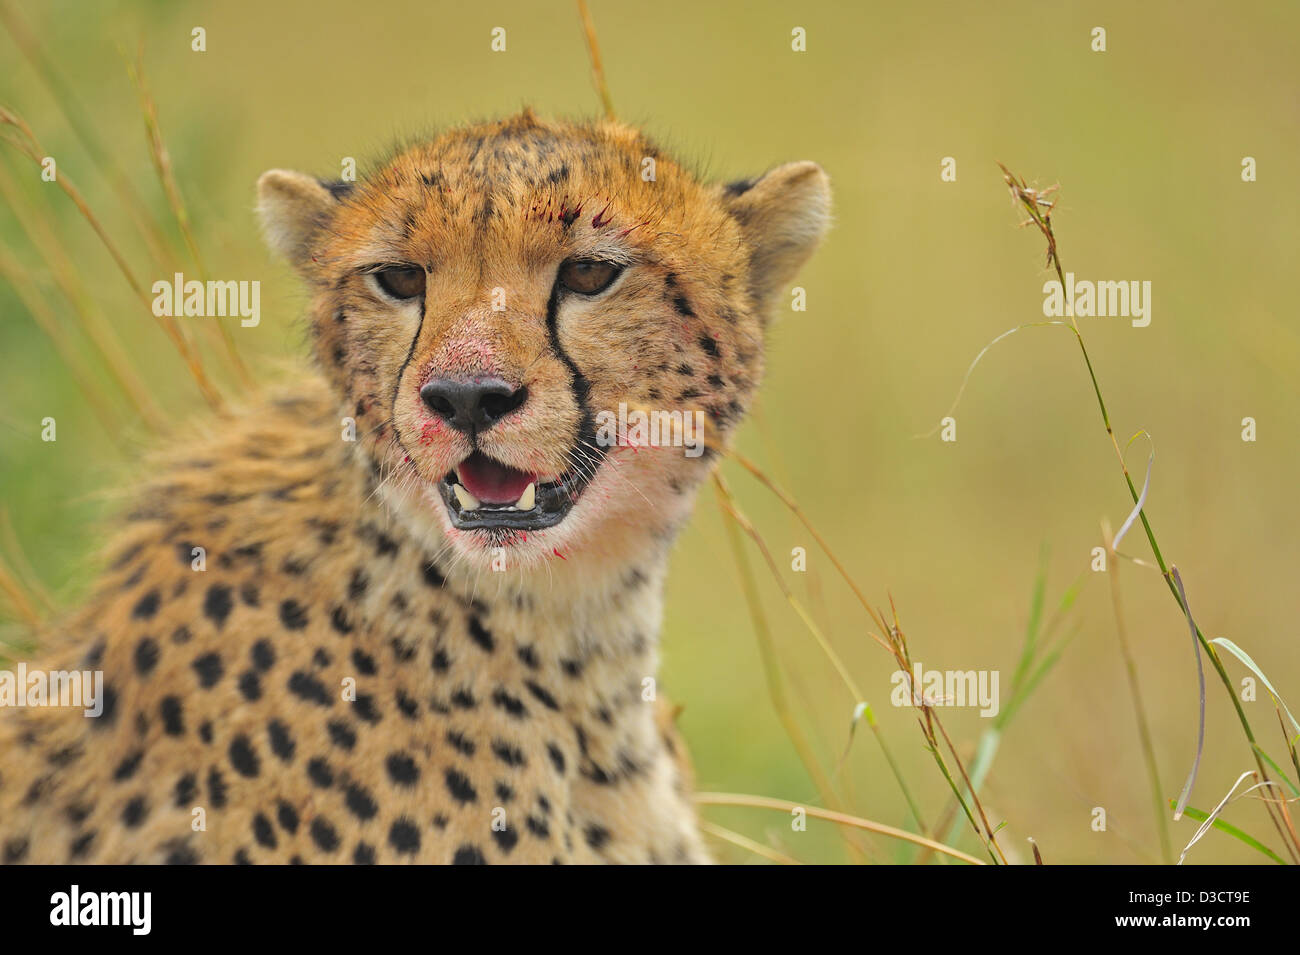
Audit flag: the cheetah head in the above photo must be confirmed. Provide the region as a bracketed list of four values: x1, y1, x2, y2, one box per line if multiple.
[257, 112, 829, 576]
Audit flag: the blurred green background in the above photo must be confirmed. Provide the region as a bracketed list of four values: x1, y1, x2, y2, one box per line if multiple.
[1, 0, 1297, 864]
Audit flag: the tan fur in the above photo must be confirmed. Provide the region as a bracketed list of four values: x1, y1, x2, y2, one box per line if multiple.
[0, 113, 829, 864]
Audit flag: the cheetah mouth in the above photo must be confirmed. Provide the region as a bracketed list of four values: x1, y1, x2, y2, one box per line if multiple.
[437, 451, 589, 531]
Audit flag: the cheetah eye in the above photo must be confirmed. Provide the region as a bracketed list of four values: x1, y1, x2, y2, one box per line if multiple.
[373, 266, 426, 301]
[557, 259, 623, 296]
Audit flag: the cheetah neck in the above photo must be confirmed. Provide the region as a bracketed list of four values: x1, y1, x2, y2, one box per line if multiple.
[359, 448, 684, 667]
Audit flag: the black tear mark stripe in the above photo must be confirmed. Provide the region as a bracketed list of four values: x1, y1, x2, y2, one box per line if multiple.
[544, 283, 605, 472]
[388, 293, 428, 473]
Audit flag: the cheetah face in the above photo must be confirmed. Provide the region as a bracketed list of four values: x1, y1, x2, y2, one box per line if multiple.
[257, 113, 829, 572]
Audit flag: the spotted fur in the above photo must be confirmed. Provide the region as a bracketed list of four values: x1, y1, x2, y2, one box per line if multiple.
[0, 112, 830, 864]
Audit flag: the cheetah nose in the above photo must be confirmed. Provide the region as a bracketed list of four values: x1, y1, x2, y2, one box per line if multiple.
[419, 377, 528, 435]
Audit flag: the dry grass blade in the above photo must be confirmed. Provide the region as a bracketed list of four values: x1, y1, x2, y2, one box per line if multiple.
[713, 472, 865, 701]
[712, 475, 871, 863]
[576, 0, 616, 120]
[0, 105, 223, 410]
[0, 168, 168, 432]
[1171, 567, 1207, 822]
[125, 47, 253, 389]
[697, 819, 804, 865]
[997, 162, 1299, 863]
[1104, 516, 1173, 863]
[1029, 837, 1044, 864]
[0, 0, 178, 271]
[695, 791, 985, 865]
[727, 449, 891, 650]
[0, 240, 125, 439]
[0, 553, 43, 629]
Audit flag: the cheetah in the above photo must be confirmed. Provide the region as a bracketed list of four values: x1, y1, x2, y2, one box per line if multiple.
[0, 111, 830, 864]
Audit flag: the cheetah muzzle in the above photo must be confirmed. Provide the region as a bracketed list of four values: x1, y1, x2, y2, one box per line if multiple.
[436, 450, 591, 532]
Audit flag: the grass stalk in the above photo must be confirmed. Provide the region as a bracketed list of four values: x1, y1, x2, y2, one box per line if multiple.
[713, 475, 870, 863]
[695, 791, 985, 865]
[0, 166, 168, 432]
[0, 106, 223, 410]
[1106, 528, 1174, 862]
[576, 0, 616, 121]
[125, 48, 253, 389]
[998, 163, 1300, 863]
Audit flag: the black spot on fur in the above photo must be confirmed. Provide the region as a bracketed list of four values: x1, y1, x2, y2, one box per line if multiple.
[279, 600, 309, 629]
[446, 730, 476, 756]
[253, 813, 277, 848]
[251, 639, 275, 671]
[192, 652, 224, 688]
[122, 795, 149, 828]
[238, 670, 262, 701]
[93, 686, 118, 728]
[310, 817, 341, 852]
[327, 720, 356, 751]
[330, 605, 355, 634]
[389, 817, 421, 854]
[452, 844, 487, 865]
[345, 783, 378, 820]
[229, 735, 261, 777]
[444, 768, 477, 804]
[348, 568, 369, 599]
[351, 649, 377, 675]
[492, 687, 527, 719]
[174, 773, 197, 807]
[525, 681, 560, 711]
[353, 842, 376, 864]
[307, 757, 334, 788]
[161, 696, 185, 735]
[267, 721, 295, 763]
[164, 843, 199, 865]
[467, 616, 495, 652]
[134, 637, 159, 677]
[386, 753, 420, 787]
[113, 750, 144, 781]
[547, 743, 566, 775]
[288, 671, 331, 706]
[395, 690, 419, 718]
[491, 740, 525, 767]
[68, 833, 94, 859]
[203, 584, 234, 628]
[353, 693, 381, 724]
[132, 589, 161, 619]
[584, 824, 611, 850]
[451, 687, 477, 709]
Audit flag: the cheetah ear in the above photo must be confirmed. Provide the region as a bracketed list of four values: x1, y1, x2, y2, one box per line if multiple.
[256, 169, 349, 268]
[720, 161, 831, 308]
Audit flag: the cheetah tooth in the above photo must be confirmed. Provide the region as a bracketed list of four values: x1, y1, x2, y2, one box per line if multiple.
[516, 483, 536, 510]
[453, 483, 480, 511]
